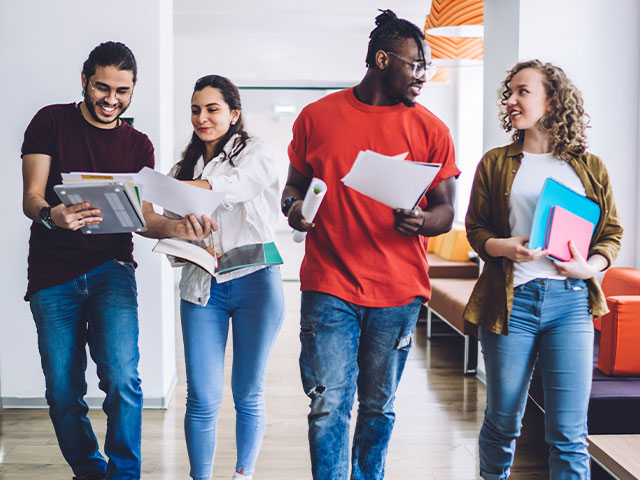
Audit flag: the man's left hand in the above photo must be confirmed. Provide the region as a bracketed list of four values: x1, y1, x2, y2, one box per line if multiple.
[393, 207, 425, 236]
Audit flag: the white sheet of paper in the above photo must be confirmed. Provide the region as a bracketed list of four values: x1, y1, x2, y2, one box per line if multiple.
[341, 150, 441, 210]
[134, 167, 225, 218]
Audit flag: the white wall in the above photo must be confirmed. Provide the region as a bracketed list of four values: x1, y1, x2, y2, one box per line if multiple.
[483, 0, 640, 268]
[0, 0, 176, 408]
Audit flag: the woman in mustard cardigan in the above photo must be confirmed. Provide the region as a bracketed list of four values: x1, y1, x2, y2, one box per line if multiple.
[464, 60, 622, 479]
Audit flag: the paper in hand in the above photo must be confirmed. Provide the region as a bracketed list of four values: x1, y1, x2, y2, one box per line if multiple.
[341, 150, 441, 209]
[135, 167, 225, 219]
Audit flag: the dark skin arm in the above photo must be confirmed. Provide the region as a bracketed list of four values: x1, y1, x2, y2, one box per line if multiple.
[282, 164, 313, 231]
[284, 163, 456, 237]
[393, 177, 456, 236]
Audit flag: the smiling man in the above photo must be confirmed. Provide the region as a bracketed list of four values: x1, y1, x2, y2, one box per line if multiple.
[282, 9, 460, 480]
[21, 42, 152, 480]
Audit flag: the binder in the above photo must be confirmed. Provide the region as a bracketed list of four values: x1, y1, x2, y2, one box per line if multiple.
[54, 182, 146, 234]
[529, 177, 600, 250]
[543, 206, 594, 262]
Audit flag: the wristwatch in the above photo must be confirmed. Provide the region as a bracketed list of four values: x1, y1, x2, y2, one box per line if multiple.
[281, 196, 301, 217]
[39, 206, 57, 230]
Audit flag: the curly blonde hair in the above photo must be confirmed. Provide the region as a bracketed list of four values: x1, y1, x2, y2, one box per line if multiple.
[499, 59, 589, 161]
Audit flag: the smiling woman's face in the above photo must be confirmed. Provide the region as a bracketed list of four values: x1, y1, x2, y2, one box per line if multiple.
[191, 86, 239, 149]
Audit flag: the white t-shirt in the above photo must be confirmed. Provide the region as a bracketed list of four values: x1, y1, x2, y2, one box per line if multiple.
[510, 151, 586, 286]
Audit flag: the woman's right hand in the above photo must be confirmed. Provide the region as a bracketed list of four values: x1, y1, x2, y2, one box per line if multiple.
[485, 236, 548, 263]
[171, 214, 217, 241]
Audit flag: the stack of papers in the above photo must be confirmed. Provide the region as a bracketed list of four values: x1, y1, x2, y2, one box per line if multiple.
[341, 150, 441, 209]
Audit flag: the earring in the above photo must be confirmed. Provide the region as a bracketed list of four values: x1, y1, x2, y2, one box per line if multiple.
[231, 120, 237, 125]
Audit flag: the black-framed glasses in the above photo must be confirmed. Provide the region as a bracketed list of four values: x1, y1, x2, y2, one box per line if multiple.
[385, 51, 437, 81]
[88, 79, 134, 102]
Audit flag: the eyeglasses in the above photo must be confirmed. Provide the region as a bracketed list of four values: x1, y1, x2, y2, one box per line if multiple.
[87, 79, 134, 102]
[385, 52, 437, 81]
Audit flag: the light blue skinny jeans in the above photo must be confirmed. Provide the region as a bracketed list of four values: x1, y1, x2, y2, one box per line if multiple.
[180, 266, 284, 479]
[479, 278, 593, 480]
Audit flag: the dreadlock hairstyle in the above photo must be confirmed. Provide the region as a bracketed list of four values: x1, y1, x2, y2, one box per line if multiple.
[174, 75, 250, 180]
[499, 59, 590, 161]
[365, 9, 427, 69]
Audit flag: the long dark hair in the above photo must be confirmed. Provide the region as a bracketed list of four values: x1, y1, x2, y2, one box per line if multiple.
[174, 75, 249, 180]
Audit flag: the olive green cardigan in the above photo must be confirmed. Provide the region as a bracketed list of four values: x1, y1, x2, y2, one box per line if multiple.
[463, 141, 623, 335]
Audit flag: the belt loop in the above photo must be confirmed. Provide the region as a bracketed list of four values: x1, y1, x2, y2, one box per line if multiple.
[565, 278, 571, 290]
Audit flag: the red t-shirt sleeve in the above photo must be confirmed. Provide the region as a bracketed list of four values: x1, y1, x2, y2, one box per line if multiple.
[427, 126, 460, 191]
[21, 107, 56, 157]
[287, 111, 313, 178]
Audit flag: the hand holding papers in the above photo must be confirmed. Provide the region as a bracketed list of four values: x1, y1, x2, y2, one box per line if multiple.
[292, 178, 327, 243]
[341, 150, 441, 209]
[135, 167, 225, 219]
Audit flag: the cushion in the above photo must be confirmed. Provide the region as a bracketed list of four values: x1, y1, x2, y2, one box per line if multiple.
[428, 278, 476, 335]
[594, 267, 640, 330]
[597, 296, 640, 376]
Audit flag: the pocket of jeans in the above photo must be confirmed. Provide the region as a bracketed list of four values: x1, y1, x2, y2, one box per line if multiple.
[111, 259, 136, 274]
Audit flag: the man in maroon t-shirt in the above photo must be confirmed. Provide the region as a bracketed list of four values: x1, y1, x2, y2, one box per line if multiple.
[21, 42, 213, 480]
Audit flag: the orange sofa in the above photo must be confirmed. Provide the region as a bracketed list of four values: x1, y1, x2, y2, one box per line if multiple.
[596, 267, 640, 376]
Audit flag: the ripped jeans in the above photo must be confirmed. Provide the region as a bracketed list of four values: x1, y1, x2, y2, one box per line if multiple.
[299, 291, 421, 480]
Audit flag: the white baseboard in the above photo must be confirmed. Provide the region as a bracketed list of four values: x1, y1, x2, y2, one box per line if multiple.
[1, 372, 178, 410]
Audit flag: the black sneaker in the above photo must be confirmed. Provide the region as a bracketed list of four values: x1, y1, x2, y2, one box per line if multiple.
[73, 473, 106, 480]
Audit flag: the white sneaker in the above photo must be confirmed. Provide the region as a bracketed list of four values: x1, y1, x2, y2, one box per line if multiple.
[232, 473, 252, 480]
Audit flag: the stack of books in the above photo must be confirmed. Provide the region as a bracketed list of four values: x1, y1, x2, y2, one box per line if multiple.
[529, 178, 600, 261]
[55, 172, 145, 234]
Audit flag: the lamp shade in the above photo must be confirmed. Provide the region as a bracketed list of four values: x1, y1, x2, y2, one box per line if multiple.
[424, 0, 484, 78]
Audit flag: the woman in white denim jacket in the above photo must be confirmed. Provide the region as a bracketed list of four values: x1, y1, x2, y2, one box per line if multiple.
[166, 75, 284, 480]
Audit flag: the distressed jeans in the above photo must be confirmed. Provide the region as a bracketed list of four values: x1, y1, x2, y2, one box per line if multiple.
[479, 278, 593, 480]
[29, 260, 142, 480]
[299, 291, 421, 480]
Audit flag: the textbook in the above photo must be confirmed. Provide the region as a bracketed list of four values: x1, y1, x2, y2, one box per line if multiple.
[54, 178, 145, 234]
[153, 239, 283, 276]
[543, 206, 594, 262]
[528, 177, 600, 251]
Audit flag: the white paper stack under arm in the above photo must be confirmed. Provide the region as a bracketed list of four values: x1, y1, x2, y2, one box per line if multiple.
[292, 178, 327, 243]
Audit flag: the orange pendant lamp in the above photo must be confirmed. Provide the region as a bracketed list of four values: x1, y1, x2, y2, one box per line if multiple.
[424, 0, 484, 83]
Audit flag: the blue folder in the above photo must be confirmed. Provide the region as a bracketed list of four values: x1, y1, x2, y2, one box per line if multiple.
[528, 177, 600, 250]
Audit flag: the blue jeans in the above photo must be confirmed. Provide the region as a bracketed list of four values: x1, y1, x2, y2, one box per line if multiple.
[479, 278, 593, 480]
[29, 260, 142, 480]
[299, 291, 421, 480]
[180, 266, 284, 479]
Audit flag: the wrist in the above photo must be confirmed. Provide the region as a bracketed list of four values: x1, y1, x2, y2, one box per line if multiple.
[39, 205, 57, 230]
[282, 196, 302, 217]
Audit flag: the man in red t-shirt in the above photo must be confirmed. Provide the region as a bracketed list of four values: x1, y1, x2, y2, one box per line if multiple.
[21, 42, 212, 480]
[282, 10, 460, 480]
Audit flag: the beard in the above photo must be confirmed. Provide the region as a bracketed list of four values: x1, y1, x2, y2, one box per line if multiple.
[82, 89, 130, 125]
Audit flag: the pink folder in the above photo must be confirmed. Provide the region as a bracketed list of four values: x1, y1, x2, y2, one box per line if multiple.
[544, 206, 594, 262]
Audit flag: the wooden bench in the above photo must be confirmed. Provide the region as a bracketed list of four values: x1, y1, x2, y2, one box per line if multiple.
[426, 277, 478, 374]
